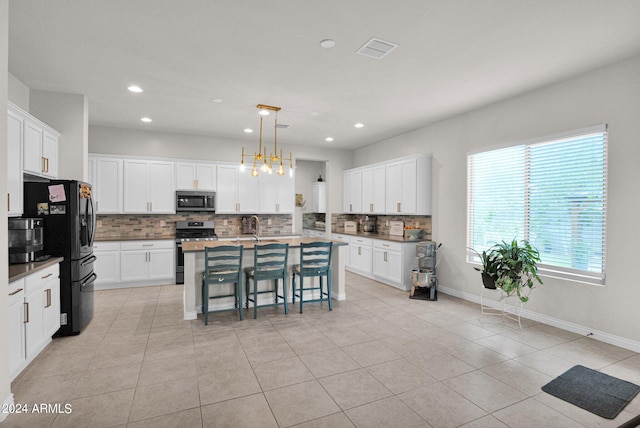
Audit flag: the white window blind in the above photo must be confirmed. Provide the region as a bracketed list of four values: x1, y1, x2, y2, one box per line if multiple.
[467, 126, 607, 285]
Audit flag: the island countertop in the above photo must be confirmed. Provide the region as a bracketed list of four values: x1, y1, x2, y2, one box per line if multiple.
[181, 237, 348, 252]
[9, 257, 64, 283]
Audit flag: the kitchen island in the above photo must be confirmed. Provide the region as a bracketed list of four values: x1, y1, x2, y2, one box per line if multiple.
[181, 237, 348, 320]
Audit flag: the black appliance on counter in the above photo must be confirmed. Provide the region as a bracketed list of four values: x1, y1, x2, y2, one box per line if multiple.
[175, 221, 217, 284]
[8, 217, 45, 263]
[23, 180, 96, 336]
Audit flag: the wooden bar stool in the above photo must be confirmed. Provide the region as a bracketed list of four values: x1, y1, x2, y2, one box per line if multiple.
[202, 245, 244, 324]
[291, 241, 333, 313]
[244, 243, 289, 319]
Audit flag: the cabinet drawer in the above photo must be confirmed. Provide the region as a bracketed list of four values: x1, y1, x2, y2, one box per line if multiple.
[25, 264, 59, 293]
[8, 279, 26, 306]
[120, 240, 175, 251]
[332, 234, 350, 243]
[372, 240, 403, 252]
[349, 236, 372, 246]
[94, 241, 121, 252]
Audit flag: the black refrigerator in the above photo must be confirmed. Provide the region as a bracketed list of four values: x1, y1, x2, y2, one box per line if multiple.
[24, 180, 97, 336]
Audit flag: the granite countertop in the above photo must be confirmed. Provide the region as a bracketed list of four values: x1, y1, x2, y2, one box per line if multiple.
[9, 257, 64, 283]
[333, 230, 430, 243]
[182, 237, 346, 252]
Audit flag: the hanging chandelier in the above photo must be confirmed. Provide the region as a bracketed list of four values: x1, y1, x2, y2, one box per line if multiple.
[240, 104, 293, 177]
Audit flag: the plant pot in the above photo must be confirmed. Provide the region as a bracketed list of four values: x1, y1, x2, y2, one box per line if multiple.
[482, 272, 497, 289]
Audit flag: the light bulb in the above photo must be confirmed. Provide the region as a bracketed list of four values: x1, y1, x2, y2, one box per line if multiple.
[251, 167, 258, 177]
[240, 162, 245, 172]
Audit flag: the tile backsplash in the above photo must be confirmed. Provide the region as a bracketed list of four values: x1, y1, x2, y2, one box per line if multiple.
[331, 213, 432, 239]
[95, 214, 294, 240]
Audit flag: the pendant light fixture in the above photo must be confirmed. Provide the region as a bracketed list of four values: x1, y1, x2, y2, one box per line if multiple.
[240, 104, 293, 177]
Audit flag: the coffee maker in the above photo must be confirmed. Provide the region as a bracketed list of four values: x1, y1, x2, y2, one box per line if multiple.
[362, 216, 376, 233]
[8, 218, 45, 263]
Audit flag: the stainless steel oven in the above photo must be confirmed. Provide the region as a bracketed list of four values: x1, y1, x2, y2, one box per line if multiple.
[175, 221, 217, 284]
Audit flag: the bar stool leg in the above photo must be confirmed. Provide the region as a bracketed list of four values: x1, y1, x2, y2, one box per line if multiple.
[327, 271, 333, 310]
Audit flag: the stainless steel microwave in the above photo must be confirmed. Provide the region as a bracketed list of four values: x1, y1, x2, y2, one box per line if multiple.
[176, 191, 215, 212]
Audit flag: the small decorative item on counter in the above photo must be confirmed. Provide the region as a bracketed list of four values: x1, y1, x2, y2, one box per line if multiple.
[404, 226, 423, 240]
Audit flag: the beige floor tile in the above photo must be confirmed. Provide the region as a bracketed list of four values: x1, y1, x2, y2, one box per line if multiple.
[442, 370, 528, 413]
[52, 388, 135, 428]
[400, 382, 487, 428]
[299, 348, 361, 378]
[493, 397, 584, 428]
[242, 337, 296, 364]
[253, 356, 315, 391]
[144, 338, 194, 362]
[341, 340, 401, 367]
[458, 415, 509, 428]
[138, 354, 198, 386]
[534, 391, 632, 428]
[445, 341, 510, 369]
[319, 368, 392, 410]
[365, 358, 437, 394]
[291, 412, 354, 427]
[1, 408, 58, 428]
[513, 350, 576, 378]
[11, 373, 80, 404]
[474, 334, 538, 359]
[20, 350, 93, 381]
[200, 393, 278, 428]
[411, 349, 476, 381]
[264, 380, 341, 427]
[345, 396, 429, 428]
[195, 345, 251, 375]
[545, 342, 619, 369]
[441, 321, 497, 341]
[126, 407, 203, 428]
[197, 366, 262, 406]
[69, 362, 140, 399]
[147, 324, 193, 343]
[481, 359, 553, 396]
[129, 376, 200, 422]
[322, 326, 374, 347]
[87, 343, 146, 370]
[283, 330, 338, 355]
[501, 326, 569, 350]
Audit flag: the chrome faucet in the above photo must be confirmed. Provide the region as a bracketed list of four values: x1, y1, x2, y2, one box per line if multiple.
[250, 215, 261, 242]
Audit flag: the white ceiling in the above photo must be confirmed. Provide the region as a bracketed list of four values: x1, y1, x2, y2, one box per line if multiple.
[8, 0, 640, 150]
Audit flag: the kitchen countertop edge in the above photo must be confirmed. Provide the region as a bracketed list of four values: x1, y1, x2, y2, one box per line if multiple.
[331, 231, 431, 243]
[9, 257, 65, 283]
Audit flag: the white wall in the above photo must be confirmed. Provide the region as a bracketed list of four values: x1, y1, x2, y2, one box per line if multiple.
[89, 125, 352, 220]
[8, 72, 28, 110]
[1, 0, 13, 416]
[354, 54, 640, 346]
[295, 159, 326, 233]
[30, 90, 89, 181]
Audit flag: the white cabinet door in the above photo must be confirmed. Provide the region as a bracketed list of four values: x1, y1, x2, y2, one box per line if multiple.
[344, 169, 362, 213]
[120, 251, 150, 282]
[42, 131, 59, 178]
[148, 161, 175, 213]
[196, 164, 216, 190]
[237, 167, 260, 213]
[259, 172, 278, 213]
[7, 110, 23, 216]
[365, 165, 385, 214]
[8, 293, 26, 380]
[276, 174, 295, 213]
[373, 248, 403, 284]
[23, 120, 44, 175]
[216, 165, 239, 213]
[312, 182, 326, 213]
[95, 157, 123, 213]
[349, 241, 372, 275]
[94, 245, 121, 285]
[123, 160, 150, 213]
[176, 163, 197, 190]
[386, 158, 422, 214]
[24, 286, 46, 360]
[148, 249, 175, 280]
[43, 281, 61, 339]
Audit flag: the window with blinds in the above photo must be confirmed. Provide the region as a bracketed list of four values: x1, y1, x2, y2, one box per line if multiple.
[467, 125, 608, 285]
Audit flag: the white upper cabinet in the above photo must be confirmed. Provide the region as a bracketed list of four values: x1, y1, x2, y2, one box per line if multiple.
[260, 172, 294, 214]
[13, 103, 60, 179]
[123, 160, 175, 213]
[312, 182, 326, 213]
[216, 165, 260, 214]
[361, 165, 385, 214]
[7, 108, 24, 216]
[176, 162, 217, 190]
[344, 154, 431, 215]
[91, 156, 124, 214]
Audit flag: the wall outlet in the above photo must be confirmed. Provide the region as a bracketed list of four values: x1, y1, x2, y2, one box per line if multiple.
[268, 218, 272, 225]
[223, 219, 228, 226]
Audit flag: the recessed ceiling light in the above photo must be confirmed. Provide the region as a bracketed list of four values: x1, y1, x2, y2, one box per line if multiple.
[325, 137, 334, 142]
[244, 128, 253, 133]
[354, 123, 364, 128]
[320, 39, 336, 48]
[127, 85, 143, 93]
[140, 117, 152, 123]
[310, 112, 319, 116]
[212, 98, 223, 103]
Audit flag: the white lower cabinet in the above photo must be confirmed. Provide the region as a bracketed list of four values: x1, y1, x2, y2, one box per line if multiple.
[331, 233, 351, 267]
[348, 237, 373, 276]
[8, 263, 61, 381]
[372, 241, 404, 287]
[98, 240, 176, 288]
[94, 242, 121, 286]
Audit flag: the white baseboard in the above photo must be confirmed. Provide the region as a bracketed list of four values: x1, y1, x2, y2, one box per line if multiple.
[0, 393, 15, 422]
[438, 284, 640, 353]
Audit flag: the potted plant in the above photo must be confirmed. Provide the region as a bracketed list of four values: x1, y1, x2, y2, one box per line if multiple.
[469, 246, 500, 289]
[470, 238, 543, 302]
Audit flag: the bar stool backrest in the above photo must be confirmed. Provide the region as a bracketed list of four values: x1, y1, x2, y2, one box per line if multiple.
[300, 241, 332, 275]
[252, 243, 289, 280]
[204, 245, 244, 282]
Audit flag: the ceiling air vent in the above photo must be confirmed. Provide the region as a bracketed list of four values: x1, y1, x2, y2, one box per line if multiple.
[356, 37, 398, 59]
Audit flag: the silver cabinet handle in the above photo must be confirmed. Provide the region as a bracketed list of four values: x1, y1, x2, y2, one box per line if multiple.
[384, 251, 388, 262]
[42, 273, 53, 279]
[9, 288, 23, 296]
[24, 302, 29, 323]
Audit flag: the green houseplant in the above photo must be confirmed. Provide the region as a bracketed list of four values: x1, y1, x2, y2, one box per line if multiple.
[471, 238, 543, 302]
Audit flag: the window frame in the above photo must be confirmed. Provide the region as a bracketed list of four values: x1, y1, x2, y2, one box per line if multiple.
[467, 125, 608, 286]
